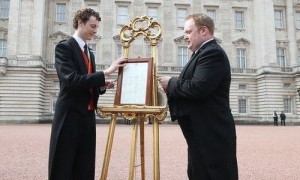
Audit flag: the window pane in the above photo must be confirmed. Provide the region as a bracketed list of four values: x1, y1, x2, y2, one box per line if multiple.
[88, 4, 99, 13]
[0, 0, 10, 18]
[177, 8, 187, 27]
[178, 46, 188, 66]
[147, 7, 157, 21]
[239, 99, 247, 113]
[283, 98, 292, 113]
[56, 3, 66, 22]
[239, 84, 247, 90]
[296, 11, 300, 28]
[237, 48, 246, 68]
[274, 10, 283, 28]
[235, 11, 244, 29]
[207, 9, 216, 22]
[277, 48, 286, 67]
[117, 6, 128, 25]
[283, 83, 291, 88]
[0, 40, 7, 57]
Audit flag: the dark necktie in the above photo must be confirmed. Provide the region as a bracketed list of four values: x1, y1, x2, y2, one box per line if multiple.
[191, 52, 195, 59]
[84, 44, 88, 59]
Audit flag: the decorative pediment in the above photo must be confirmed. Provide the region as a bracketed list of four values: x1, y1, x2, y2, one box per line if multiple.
[232, 38, 250, 46]
[174, 35, 184, 43]
[113, 35, 120, 41]
[49, 31, 70, 40]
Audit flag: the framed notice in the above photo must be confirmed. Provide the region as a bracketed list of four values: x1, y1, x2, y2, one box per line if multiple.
[114, 57, 153, 106]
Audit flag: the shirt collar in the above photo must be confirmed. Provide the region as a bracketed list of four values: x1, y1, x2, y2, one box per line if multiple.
[73, 34, 86, 51]
[194, 38, 214, 54]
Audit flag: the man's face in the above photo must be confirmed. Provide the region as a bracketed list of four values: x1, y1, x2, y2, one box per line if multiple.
[183, 19, 205, 52]
[78, 16, 99, 41]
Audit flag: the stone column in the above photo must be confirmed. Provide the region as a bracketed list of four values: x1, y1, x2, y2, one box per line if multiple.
[253, 0, 277, 67]
[286, 0, 298, 66]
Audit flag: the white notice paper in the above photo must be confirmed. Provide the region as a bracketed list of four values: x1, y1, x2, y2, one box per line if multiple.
[120, 62, 148, 104]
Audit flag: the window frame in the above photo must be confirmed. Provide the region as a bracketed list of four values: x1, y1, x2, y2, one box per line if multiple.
[116, 5, 129, 26]
[56, 3, 67, 23]
[238, 98, 247, 114]
[274, 9, 285, 29]
[176, 8, 187, 28]
[283, 97, 292, 113]
[237, 48, 247, 68]
[235, 11, 245, 29]
[177, 46, 188, 67]
[0, 0, 10, 19]
[0, 39, 7, 57]
[277, 47, 286, 67]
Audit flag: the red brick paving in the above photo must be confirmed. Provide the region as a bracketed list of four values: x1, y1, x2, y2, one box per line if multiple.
[0, 124, 300, 180]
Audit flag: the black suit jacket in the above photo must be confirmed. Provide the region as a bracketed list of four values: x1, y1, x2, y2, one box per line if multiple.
[167, 39, 238, 178]
[48, 37, 106, 176]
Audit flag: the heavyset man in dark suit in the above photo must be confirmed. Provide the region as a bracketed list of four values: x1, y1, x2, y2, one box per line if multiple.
[48, 8, 126, 180]
[159, 13, 238, 179]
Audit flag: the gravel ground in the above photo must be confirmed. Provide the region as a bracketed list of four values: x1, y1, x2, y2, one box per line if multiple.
[0, 124, 299, 180]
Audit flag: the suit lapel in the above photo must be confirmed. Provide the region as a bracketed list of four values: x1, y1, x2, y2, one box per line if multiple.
[68, 37, 88, 74]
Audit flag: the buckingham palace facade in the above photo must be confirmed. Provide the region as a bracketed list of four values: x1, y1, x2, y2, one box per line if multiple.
[0, 0, 299, 123]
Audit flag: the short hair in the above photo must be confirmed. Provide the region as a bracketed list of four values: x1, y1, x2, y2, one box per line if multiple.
[186, 13, 214, 35]
[73, 8, 101, 29]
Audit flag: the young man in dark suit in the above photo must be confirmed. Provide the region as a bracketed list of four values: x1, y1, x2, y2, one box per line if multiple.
[48, 8, 126, 180]
[159, 13, 238, 179]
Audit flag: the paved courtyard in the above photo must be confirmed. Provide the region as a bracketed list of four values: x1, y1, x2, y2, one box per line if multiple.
[0, 123, 300, 180]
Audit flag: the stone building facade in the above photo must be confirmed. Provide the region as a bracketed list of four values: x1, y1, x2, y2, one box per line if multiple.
[0, 0, 299, 123]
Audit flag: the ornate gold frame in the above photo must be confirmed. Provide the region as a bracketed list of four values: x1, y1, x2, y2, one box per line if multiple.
[96, 16, 167, 180]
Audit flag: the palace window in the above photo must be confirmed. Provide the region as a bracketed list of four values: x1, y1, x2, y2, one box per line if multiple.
[274, 10, 284, 28]
[238, 98, 247, 114]
[56, 3, 66, 22]
[0, 0, 9, 18]
[235, 11, 245, 29]
[207, 9, 216, 22]
[178, 46, 188, 66]
[147, 7, 158, 21]
[277, 48, 286, 67]
[239, 84, 247, 90]
[0, 39, 7, 57]
[177, 8, 187, 28]
[117, 6, 129, 25]
[295, 11, 300, 29]
[283, 98, 292, 113]
[237, 48, 246, 68]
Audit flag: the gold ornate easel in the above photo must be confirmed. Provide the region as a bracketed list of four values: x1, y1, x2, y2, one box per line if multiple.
[96, 16, 167, 180]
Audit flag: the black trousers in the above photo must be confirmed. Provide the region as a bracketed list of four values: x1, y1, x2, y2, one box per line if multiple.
[178, 116, 210, 180]
[50, 110, 96, 180]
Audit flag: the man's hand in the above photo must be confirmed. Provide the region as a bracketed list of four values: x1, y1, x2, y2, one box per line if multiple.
[103, 57, 128, 76]
[158, 76, 172, 92]
[105, 81, 115, 89]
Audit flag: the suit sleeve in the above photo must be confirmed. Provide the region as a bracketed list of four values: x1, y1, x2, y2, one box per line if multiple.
[167, 48, 227, 99]
[55, 42, 106, 91]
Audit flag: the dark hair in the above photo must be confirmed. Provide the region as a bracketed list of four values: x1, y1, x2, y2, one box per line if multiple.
[186, 13, 214, 34]
[73, 8, 101, 29]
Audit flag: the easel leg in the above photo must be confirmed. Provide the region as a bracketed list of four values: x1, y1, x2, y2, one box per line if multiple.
[129, 119, 139, 180]
[140, 117, 145, 180]
[100, 115, 117, 180]
[153, 118, 160, 180]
